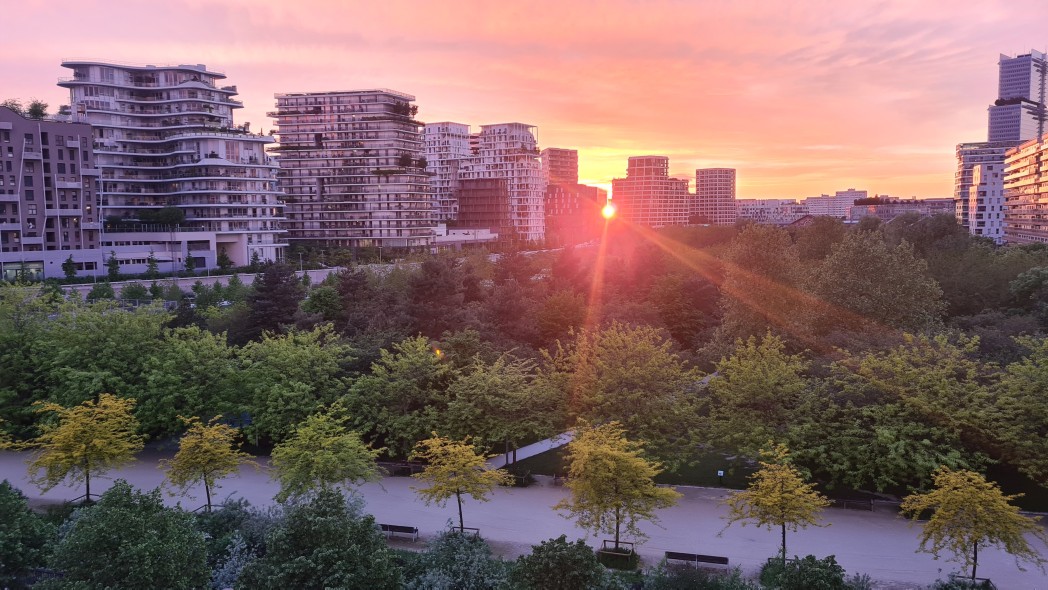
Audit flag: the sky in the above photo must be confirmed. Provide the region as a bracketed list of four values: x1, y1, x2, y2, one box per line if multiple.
[3, 0, 1047, 199]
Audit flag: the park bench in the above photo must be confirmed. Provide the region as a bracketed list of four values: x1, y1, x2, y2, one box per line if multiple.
[665, 551, 730, 569]
[831, 498, 873, 511]
[379, 523, 419, 541]
[456, 526, 481, 538]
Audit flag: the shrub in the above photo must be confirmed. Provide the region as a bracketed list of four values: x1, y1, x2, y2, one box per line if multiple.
[403, 529, 509, 590]
[0, 481, 55, 589]
[511, 535, 604, 590]
[761, 555, 848, 590]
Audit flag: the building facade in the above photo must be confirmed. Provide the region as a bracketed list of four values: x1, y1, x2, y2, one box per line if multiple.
[953, 141, 1015, 236]
[424, 121, 471, 222]
[59, 60, 285, 273]
[693, 167, 736, 225]
[1003, 137, 1048, 244]
[802, 189, 866, 218]
[988, 50, 1047, 143]
[848, 196, 957, 224]
[458, 123, 545, 242]
[539, 147, 605, 245]
[0, 106, 101, 280]
[610, 156, 689, 229]
[541, 147, 579, 186]
[271, 89, 435, 250]
[736, 199, 809, 225]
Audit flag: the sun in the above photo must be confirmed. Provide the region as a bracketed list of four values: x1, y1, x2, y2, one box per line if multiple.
[601, 202, 617, 220]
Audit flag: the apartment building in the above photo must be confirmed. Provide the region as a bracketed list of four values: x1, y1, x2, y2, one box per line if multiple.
[988, 50, 1047, 143]
[802, 189, 866, 218]
[541, 147, 605, 245]
[1003, 136, 1048, 244]
[0, 106, 101, 280]
[693, 168, 737, 225]
[59, 60, 286, 273]
[610, 156, 689, 228]
[424, 122, 471, 222]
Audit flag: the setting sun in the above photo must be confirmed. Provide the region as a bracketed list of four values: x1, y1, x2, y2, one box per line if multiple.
[602, 202, 617, 220]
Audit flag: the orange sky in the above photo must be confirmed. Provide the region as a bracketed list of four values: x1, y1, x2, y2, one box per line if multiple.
[4, 0, 1048, 199]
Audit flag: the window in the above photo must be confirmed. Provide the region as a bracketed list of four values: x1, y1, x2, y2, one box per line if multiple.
[41, 132, 48, 145]
[28, 204, 37, 215]
[23, 176, 32, 187]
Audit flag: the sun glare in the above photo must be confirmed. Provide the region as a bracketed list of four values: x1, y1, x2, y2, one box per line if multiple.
[601, 202, 617, 220]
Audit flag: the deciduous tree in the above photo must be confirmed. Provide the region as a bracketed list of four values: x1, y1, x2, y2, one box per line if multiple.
[27, 393, 144, 501]
[555, 422, 681, 550]
[161, 416, 253, 511]
[410, 434, 512, 530]
[722, 444, 830, 564]
[270, 406, 381, 502]
[901, 467, 1048, 580]
[0, 480, 55, 588]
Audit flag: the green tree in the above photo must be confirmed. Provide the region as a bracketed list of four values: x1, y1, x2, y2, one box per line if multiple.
[555, 422, 681, 550]
[300, 284, 342, 322]
[42, 480, 208, 590]
[118, 281, 149, 301]
[25, 99, 48, 120]
[145, 250, 160, 279]
[237, 489, 401, 590]
[245, 263, 303, 340]
[535, 290, 586, 344]
[61, 255, 77, 280]
[510, 535, 605, 590]
[270, 406, 382, 502]
[901, 467, 1048, 580]
[793, 216, 847, 262]
[85, 281, 115, 301]
[0, 480, 55, 589]
[161, 416, 253, 511]
[410, 434, 512, 530]
[989, 336, 1048, 482]
[27, 394, 145, 501]
[1, 99, 24, 115]
[722, 444, 830, 564]
[217, 250, 234, 271]
[106, 251, 120, 281]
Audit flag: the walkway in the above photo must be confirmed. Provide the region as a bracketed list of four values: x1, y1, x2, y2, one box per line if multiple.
[1, 451, 1045, 589]
[487, 431, 574, 468]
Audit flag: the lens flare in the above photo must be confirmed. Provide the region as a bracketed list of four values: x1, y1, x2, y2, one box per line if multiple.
[601, 202, 617, 220]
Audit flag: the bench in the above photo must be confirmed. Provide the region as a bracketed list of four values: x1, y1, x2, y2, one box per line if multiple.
[831, 498, 873, 511]
[665, 551, 730, 568]
[379, 523, 419, 541]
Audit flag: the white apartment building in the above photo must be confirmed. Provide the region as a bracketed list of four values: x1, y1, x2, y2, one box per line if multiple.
[802, 189, 866, 218]
[610, 156, 690, 229]
[271, 90, 435, 249]
[988, 50, 1047, 143]
[1003, 136, 1048, 244]
[736, 199, 809, 225]
[59, 60, 286, 272]
[424, 122, 471, 222]
[694, 168, 737, 225]
[458, 123, 545, 242]
[968, 163, 1006, 243]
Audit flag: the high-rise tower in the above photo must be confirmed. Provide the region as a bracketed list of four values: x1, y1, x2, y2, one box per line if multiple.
[610, 156, 689, 228]
[988, 50, 1047, 143]
[693, 168, 737, 225]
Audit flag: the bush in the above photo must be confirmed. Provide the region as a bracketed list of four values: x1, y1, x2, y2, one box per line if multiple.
[0, 481, 56, 589]
[403, 529, 509, 590]
[511, 535, 604, 590]
[929, 579, 997, 590]
[761, 555, 849, 590]
[645, 563, 760, 590]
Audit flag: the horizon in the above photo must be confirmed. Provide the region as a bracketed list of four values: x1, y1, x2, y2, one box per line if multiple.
[4, 0, 1047, 199]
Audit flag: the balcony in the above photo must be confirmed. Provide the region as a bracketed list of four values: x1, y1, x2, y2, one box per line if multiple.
[45, 208, 83, 216]
[21, 236, 44, 245]
[0, 223, 20, 231]
[82, 168, 102, 176]
[82, 222, 101, 230]
[56, 181, 83, 190]
[22, 148, 42, 159]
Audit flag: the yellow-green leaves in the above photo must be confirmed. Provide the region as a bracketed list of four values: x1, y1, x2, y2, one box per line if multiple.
[901, 467, 1048, 580]
[410, 434, 512, 529]
[555, 422, 681, 548]
[27, 393, 144, 500]
[161, 416, 253, 511]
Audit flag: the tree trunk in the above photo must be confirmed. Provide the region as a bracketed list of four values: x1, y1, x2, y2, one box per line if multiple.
[781, 522, 787, 565]
[456, 490, 464, 530]
[85, 469, 91, 502]
[615, 505, 621, 550]
[204, 479, 212, 513]
[972, 541, 978, 580]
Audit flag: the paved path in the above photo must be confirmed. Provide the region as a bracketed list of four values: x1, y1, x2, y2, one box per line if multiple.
[2, 451, 1046, 589]
[487, 431, 574, 468]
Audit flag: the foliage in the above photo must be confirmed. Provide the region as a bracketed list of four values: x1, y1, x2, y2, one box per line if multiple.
[555, 421, 681, 549]
[85, 281, 114, 301]
[645, 564, 760, 590]
[901, 467, 1048, 580]
[118, 281, 149, 301]
[28, 394, 145, 500]
[410, 433, 512, 529]
[761, 554, 851, 590]
[61, 255, 77, 280]
[722, 444, 830, 564]
[988, 336, 1048, 481]
[106, 252, 120, 281]
[25, 99, 48, 120]
[161, 416, 253, 511]
[402, 529, 509, 590]
[237, 489, 401, 590]
[270, 405, 381, 502]
[42, 480, 208, 590]
[510, 535, 605, 590]
[0, 480, 55, 589]
[244, 263, 303, 341]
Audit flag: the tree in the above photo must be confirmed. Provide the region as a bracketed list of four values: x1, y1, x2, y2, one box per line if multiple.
[217, 250, 234, 271]
[555, 422, 681, 550]
[61, 255, 77, 280]
[1, 99, 24, 115]
[42, 480, 208, 590]
[145, 250, 160, 279]
[0, 480, 55, 589]
[85, 281, 115, 301]
[106, 251, 120, 281]
[237, 489, 401, 590]
[27, 393, 145, 501]
[410, 434, 512, 530]
[722, 443, 830, 564]
[270, 406, 382, 502]
[901, 467, 1048, 580]
[245, 263, 303, 340]
[119, 281, 149, 301]
[161, 416, 253, 511]
[183, 252, 196, 275]
[511, 535, 606, 590]
[25, 99, 48, 120]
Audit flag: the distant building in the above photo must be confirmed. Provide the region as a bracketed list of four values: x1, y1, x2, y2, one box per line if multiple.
[736, 199, 809, 225]
[802, 189, 866, 218]
[1003, 136, 1048, 244]
[988, 50, 1047, 143]
[425, 122, 471, 222]
[848, 196, 957, 224]
[0, 106, 101, 280]
[455, 178, 514, 237]
[271, 89, 435, 250]
[541, 147, 605, 246]
[541, 147, 579, 185]
[954, 141, 1015, 237]
[693, 168, 736, 225]
[60, 60, 286, 273]
[610, 156, 689, 228]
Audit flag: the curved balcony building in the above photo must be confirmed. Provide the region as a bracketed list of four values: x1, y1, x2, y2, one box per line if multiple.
[59, 60, 286, 272]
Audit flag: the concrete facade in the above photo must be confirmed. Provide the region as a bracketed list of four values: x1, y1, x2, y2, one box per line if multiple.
[1004, 136, 1048, 244]
[610, 156, 689, 229]
[693, 167, 737, 225]
[424, 122, 471, 222]
[988, 50, 1047, 143]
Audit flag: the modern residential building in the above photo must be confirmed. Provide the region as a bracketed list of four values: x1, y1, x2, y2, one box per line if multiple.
[541, 147, 579, 186]
[541, 147, 605, 246]
[424, 122, 471, 222]
[802, 189, 866, 218]
[1003, 136, 1048, 244]
[610, 156, 689, 228]
[0, 106, 101, 280]
[458, 123, 545, 242]
[454, 178, 514, 237]
[693, 167, 736, 225]
[848, 196, 956, 224]
[736, 199, 809, 225]
[271, 89, 435, 250]
[59, 60, 286, 273]
[988, 50, 1047, 143]
[953, 141, 1015, 236]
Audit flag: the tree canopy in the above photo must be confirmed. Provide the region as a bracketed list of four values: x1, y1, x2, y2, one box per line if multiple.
[410, 434, 512, 530]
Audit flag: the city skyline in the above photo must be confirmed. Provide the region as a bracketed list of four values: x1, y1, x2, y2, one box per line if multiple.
[4, 0, 1048, 198]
